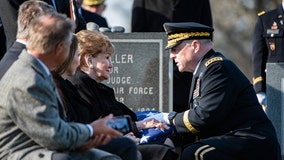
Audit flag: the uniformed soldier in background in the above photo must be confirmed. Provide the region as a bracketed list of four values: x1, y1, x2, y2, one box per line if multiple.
[165, 22, 281, 160]
[252, 0, 284, 110]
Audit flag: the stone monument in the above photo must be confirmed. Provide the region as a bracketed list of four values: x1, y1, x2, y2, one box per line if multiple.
[104, 32, 173, 112]
[266, 62, 284, 158]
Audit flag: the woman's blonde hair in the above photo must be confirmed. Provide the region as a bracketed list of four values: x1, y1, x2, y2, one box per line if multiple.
[76, 30, 114, 70]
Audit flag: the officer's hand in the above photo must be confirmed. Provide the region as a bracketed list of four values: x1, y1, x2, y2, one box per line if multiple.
[90, 114, 123, 138]
[256, 92, 267, 106]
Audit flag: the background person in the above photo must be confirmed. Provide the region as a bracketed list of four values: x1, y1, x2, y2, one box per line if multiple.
[80, 0, 109, 28]
[164, 22, 281, 160]
[0, 0, 86, 55]
[252, 0, 284, 110]
[0, 0, 55, 80]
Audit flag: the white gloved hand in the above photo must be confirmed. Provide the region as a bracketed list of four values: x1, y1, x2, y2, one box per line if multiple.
[256, 92, 267, 106]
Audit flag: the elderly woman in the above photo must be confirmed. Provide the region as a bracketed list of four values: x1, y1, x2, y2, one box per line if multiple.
[69, 30, 169, 133]
[68, 30, 178, 160]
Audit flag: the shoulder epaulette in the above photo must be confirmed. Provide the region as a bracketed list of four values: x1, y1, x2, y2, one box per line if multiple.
[257, 11, 265, 16]
[205, 57, 223, 67]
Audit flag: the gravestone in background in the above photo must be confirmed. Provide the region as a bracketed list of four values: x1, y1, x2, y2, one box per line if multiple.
[266, 63, 284, 158]
[104, 32, 173, 112]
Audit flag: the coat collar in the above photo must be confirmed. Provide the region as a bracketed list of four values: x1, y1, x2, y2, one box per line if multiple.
[193, 49, 216, 76]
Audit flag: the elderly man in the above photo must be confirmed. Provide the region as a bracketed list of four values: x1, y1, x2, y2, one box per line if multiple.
[0, 0, 55, 80]
[0, 12, 122, 160]
[164, 22, 281, 160]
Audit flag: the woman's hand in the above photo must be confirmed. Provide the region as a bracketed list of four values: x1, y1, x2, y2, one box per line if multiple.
[136, 118, 169, 130]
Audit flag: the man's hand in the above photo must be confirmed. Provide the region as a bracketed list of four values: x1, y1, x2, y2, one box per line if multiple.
[90, 114, 123, 138]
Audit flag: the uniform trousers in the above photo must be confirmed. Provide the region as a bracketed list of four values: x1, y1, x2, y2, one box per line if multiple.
[181, 133, 281, 160]
[181, 142, 234, 160]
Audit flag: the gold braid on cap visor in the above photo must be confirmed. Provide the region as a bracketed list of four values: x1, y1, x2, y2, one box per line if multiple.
[166, 32, 211, 48]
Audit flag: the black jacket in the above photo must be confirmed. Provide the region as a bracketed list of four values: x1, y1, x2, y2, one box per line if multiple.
[0, 41, 25, 79]
[81, 8, 108, 28]
[52, 73, 92, 123]
[131, 0, 212, 32]
[68, 70, 137, 122]
[252, 4, 284, 93]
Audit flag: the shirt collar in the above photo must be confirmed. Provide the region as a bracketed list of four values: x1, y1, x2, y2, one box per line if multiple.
[16, 39, 27, 45]
[193, 59, 202, 75]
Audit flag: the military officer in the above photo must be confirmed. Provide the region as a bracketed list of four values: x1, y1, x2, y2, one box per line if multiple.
[252, 0, 284, 108]
[165, 22, 281, 160]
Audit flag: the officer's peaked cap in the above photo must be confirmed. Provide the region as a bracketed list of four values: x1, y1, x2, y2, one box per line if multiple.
[163, 22, 214, 49]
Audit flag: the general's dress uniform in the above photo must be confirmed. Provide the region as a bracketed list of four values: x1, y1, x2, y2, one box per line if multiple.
[164, 22, 281, 160]
[252, 4, 284, 94]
